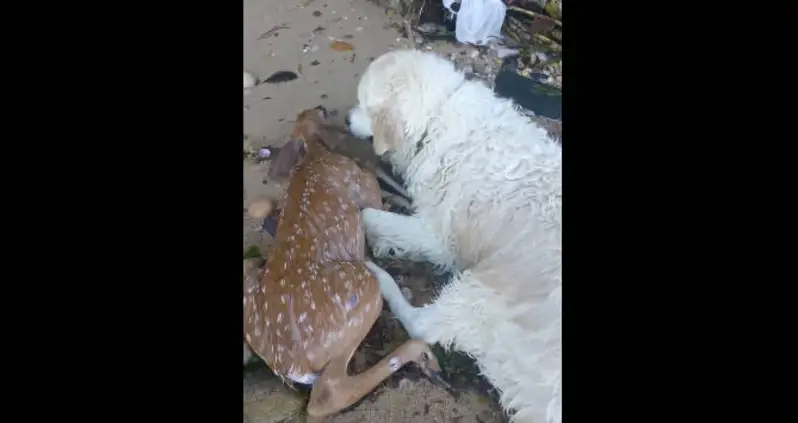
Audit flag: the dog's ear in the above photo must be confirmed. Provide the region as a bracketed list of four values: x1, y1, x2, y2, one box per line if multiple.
[371, 107, 403, 156]
[268, 139, 306, 181]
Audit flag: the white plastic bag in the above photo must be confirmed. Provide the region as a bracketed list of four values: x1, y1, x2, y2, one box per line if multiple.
[443, 0, 507, 46]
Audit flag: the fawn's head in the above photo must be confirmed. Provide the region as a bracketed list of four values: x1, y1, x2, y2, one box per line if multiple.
[268, 106, 329, 181]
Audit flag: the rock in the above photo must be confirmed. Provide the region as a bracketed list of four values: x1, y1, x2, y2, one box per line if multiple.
[244, 71, 256, 89]
[246, 199, 274, 219]
[261, 213, 279, 238]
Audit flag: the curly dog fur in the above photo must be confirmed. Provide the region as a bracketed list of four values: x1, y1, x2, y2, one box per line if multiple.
[348, 50, 562, 423]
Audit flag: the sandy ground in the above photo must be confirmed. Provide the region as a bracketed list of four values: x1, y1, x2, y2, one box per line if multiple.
[243, 0, 416, 252]
[243, 0, 508, 422]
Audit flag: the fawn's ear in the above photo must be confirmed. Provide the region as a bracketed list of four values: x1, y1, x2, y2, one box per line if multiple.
[268, 139, 306, 181]
[313, 105, 328, 120]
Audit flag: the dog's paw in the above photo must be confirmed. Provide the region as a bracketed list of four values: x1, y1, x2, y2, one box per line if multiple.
[368, 236, 407, 260]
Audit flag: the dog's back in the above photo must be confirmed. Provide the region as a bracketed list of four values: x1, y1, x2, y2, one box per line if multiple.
[381, 54, 562, 296]
[351, 50, 562, 423]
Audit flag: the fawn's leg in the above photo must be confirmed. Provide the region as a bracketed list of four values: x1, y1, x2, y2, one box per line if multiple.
[361, 209, 453, 269]
[304, 313, 372, 419]
[304, 263, 445, 418]
[307, 333, 443, 418]
[304, 261, 380, 417]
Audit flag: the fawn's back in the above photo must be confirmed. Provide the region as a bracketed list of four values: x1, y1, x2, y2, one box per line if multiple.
[244, 109, 383, 385]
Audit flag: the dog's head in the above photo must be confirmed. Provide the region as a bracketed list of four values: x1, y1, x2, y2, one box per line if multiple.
[347, 50, 465, 157]
[268, 106, 328, 181]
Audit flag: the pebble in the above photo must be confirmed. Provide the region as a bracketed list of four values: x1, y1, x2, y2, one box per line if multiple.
[246, 199, 274, 219]
[496, 48, 520, 59]
[244, 71, 256, 89]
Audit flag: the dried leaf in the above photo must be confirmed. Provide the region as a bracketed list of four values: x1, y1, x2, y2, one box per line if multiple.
[262, 70, 298, 84]
[527, 18, 555, 35]
[545, 1, 560, 20]
[330, 41, 354, 51]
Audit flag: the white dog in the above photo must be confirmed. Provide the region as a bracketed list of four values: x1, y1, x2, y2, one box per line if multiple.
[348, 50, 562, 423]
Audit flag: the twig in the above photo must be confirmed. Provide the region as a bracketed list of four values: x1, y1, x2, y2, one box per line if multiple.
[508, 6, 562, 27]
[506, 16, 561, 49]
[404, 19, 416, 46]
[533, 33, 561, 50]
[505, 18, 530, 42]
[417, 0, 426, 21]
[258, 24, 289, 40]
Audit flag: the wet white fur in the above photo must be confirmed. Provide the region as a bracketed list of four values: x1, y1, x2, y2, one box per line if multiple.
[349, 50, 561, 423]
[347, 106, 372, 139]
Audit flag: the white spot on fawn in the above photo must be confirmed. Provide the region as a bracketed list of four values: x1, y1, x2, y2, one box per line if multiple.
[345, 294, 359, 312]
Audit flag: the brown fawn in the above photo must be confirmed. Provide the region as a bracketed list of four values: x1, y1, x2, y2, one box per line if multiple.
[267, 110, 412, 212]
[243, 106, 444, 418]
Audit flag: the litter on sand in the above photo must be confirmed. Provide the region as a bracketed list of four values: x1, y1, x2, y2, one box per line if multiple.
[330, 41, 355, 51]
[262, 70, 299, 84]
[443, 0, 507, 45]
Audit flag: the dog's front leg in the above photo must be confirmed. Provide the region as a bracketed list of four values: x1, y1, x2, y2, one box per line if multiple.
[365, 261, 435, 343]
[362, 208, 453, 270]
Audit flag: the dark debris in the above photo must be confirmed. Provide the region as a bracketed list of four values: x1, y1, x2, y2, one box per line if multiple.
[262, 70, 299, 84]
